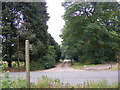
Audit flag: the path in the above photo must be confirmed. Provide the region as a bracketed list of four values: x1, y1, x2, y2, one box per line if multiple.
[33, 60, 82, 72]
[6, 61, 118, 85]
[33, 60, 117, 72]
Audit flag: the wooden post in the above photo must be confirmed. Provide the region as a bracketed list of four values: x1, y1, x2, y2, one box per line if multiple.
[25, 40, 30, 88]
[116, 63, 118, 69]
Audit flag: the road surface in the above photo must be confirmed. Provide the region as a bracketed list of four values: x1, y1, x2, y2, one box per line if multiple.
[6, 61, 118, 85]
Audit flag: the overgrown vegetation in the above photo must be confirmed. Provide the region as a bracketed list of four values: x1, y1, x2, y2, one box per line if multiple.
[61, 2, 120, 64]
[0, 74, 119, 88]
[0, 72, 26, 88]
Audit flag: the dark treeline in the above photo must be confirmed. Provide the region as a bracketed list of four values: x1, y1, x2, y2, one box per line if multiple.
[61, 2, 120, 64]
[1, 2, 61, 69]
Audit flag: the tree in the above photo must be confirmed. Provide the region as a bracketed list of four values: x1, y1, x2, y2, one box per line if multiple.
[43, 45, 56, 69]
[2, 2, 59, 69]
[61, 2, 120, 64]
[48, 33, 61, 62]
[2, 2, 20, 67]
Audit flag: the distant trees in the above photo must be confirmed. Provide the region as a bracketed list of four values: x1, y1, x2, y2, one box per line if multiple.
[2, 2, 61, 69]
[48, 33, 61, 62]
[61, 2, 120, 64]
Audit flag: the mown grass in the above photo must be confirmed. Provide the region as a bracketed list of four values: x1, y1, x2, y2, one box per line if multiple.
[71, 63, 119, 71]
[105, 67, 119, 71]
[71, 63, 96, 69]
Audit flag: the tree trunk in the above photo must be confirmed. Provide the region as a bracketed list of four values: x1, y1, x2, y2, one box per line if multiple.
[8, 60, 12, 67]
[17, 61, 20, 67]
[71, 59, 73, 65]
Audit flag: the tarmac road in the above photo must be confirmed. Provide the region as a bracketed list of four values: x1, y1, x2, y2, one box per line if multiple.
[7, 61, 118, 85]
[8, 70, 118, 85]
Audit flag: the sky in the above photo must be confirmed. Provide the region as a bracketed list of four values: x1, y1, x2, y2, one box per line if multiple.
[46, 0, 120, 45]
[46, 0, 65, 45]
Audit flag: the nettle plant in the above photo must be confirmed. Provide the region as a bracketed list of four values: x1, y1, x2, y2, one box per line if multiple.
[0, 72, 26, 88]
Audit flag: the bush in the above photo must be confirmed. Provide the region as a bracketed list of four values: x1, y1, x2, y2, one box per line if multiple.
[30, 45, 56, 70]
[43, 45, 56, 69]
[12, 61, 18, 67]
[30, 61, 45, 71]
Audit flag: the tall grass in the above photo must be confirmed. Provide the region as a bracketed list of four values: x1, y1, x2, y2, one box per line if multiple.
[33, 76, 118, 88]
[1, 74, 118, 88]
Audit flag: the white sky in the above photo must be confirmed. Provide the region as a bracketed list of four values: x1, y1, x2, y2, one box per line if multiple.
[46, 0, 65, 45]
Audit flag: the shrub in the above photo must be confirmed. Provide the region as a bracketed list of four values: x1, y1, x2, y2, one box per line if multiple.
[30, 61, 45, 71]
[43, 45, 56, 69]
[12, 61, 18, 67]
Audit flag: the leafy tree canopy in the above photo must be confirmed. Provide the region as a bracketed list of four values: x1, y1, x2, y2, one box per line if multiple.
[61, 2, 120, 64]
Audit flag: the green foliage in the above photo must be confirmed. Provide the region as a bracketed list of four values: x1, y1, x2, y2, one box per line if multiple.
[35, 76, 72, 88]
[61, 2, 120, 64]
[31, 76, 119, 88]
[48, 33, 61, 62]
[71, 63, 96, 69]
[2, 2, 60, 70]
[76, 80, 118, 88]
[30, 61, 45, 71]
[0, 72, 26, 88]
[43, 45, 56, 69]
[0, 59, 4, 71]
[0, 73, 118, 88]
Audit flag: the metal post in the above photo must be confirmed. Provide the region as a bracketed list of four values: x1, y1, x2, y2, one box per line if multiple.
[25, 40, 30, 88]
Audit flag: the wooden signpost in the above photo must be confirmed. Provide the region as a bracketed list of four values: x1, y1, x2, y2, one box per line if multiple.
[25, 40, 30, 88]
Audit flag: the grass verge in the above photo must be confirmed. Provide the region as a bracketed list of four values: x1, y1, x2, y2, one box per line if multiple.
[71, 63, 119, 71]
[1, 73, 119, 88]
[71, 63, 96, 69]
[32, 76, 119, 88]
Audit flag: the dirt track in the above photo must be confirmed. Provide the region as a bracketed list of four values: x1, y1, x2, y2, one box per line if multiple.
[33, 61, 82, 72]
[32, 60, 117, 72]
